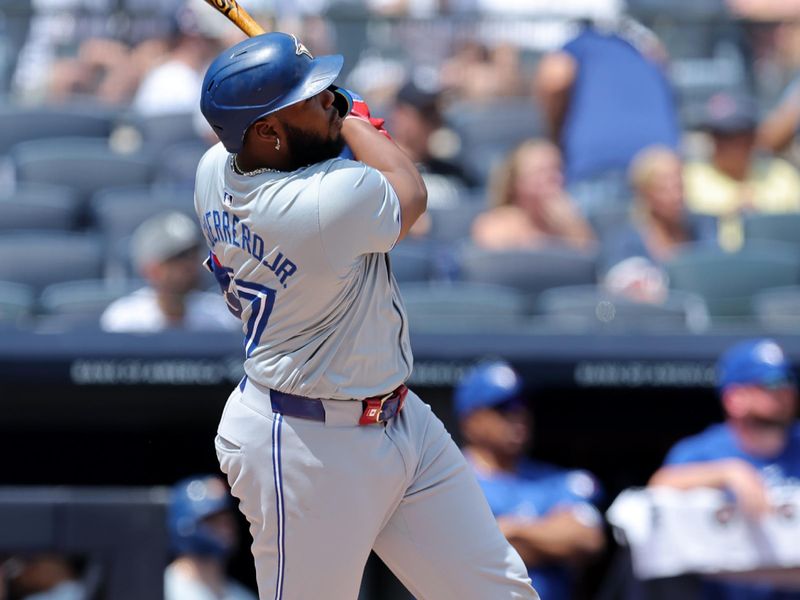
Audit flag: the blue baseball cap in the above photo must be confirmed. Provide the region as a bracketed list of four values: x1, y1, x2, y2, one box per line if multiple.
[454, 361, 525, 419]
[717, 339, 796, 391]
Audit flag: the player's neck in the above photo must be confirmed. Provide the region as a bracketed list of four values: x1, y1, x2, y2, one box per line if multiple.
[236, 146, 292, 174]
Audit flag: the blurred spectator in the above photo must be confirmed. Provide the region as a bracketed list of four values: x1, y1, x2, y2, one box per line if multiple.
[728, 0, 800, 20]
[440, 41, 526, 102]
[133, 0, 238, 117]
[534, 18, 680, 214]
[388, 78, 475, 187]
[455, 361, 605, 600]
[602, 146, 717, 304]
[471, 139, 595, 250]
[100, 211, 239, 333]
[165, 475, 256, 600]
[5, 555, 86, 600]
[46, 37, 168, 105]
[650, 338, 800, 600]
[684, 92, 800, 251]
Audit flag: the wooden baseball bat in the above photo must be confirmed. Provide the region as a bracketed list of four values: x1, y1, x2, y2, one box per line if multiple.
[202, 0, 265, 37]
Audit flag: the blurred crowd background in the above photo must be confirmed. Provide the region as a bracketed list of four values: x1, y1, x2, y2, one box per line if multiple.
[3, 0, 800, 332]
[4, 0, 800, 598]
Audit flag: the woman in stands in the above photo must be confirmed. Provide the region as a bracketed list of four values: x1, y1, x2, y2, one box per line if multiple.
[471, 139, 594, 251]
[601, 145, 717, 303]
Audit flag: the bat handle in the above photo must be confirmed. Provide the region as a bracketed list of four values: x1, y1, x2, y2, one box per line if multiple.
[237, 11, 265, 37]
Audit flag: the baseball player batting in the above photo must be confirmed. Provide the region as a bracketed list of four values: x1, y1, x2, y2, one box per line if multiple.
[195, 32, 539, 599]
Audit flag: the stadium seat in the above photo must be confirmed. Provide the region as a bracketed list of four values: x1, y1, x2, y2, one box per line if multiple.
[39, 279, 143, 316]
[89, 186, 197, 279]
[585, 204, 632, 240]
[425, 202, 485, 244]
[743, 213, 800, 251]
[89, 186, 195, 241]
[536, 285, 710, 333]
[444, 98, 543, 185]
[154, 139, 212, 187]
[752, 286, 800, 331]
[458, 245, 598, 297]
[0, 104, 118, 155]
[0, 232, 105, 292]
[0, 183, 81, 231]
[389, 242, 435, 283]
[0, 280, 35, 323]
[12, 137, 155, 206]
[665, 242, 800, 318]
[132, 112, 202, 148]
[401, 281, 527, 332]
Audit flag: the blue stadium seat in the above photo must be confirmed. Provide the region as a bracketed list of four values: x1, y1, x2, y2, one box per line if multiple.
[39, 278, 143, 316]
[536, 284, 710, 333]
[0, 280, 35, 323]
[12, 137, 155, 206]
[132, 112, 202, 148]
[0, 232, 105, 292]
[752, 286, 800, 332]
[89, 186, 195, 241]
[154, 140, 212, 187]
[89, 186, 196, 279]
[743, 213, 800, 251]
[458, 245, 598, 297]
[401, 281, 527, 332]
[0, 183, 81, 231]
[665, 242, 800, 318]
[426, 202, 485, 244]
[0, 104, 118, 155]
[389, 242, 435, 283]
[444, 98, 543, 185]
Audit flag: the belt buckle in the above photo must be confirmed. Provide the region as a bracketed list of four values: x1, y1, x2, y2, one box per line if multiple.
[359, 391, 394, 426]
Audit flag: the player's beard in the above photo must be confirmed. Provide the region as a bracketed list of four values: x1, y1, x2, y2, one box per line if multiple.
[281, 121, 346, 171]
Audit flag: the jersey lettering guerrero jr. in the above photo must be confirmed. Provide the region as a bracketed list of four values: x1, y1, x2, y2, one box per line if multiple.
[194, 143, 412, 400]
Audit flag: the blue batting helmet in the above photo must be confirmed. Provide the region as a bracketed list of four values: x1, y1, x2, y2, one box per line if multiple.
[717, 338, 795, 392]
[201, 32, 344, 153]
[167, 474, 235, 559]
[454, 360, 525, 419]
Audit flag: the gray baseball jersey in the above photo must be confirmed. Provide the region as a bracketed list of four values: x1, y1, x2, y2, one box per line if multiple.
[194, 142, 413, 400]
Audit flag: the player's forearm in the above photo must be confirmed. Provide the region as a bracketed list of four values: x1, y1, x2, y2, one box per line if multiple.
[342, 118, 427, 240]
[500, 512, 605, 566]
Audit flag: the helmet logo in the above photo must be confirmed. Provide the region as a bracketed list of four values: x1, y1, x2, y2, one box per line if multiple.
[291, 34, 313, 59]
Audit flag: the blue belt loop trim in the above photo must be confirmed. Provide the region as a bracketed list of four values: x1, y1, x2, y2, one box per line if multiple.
[272, 413, 285, 600]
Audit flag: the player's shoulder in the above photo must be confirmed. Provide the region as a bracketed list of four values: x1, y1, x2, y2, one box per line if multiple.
[196, 142, 228, 177]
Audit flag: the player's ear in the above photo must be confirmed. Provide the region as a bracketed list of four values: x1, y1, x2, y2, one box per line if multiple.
[248, 119, 280, 148]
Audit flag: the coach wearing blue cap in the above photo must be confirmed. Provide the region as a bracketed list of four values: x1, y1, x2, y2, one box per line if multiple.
[650, 338, 800, 599]
[455, 361, 605, 600]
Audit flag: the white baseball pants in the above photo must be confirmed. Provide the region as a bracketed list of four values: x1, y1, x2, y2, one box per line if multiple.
[215, 381, 539, 600]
